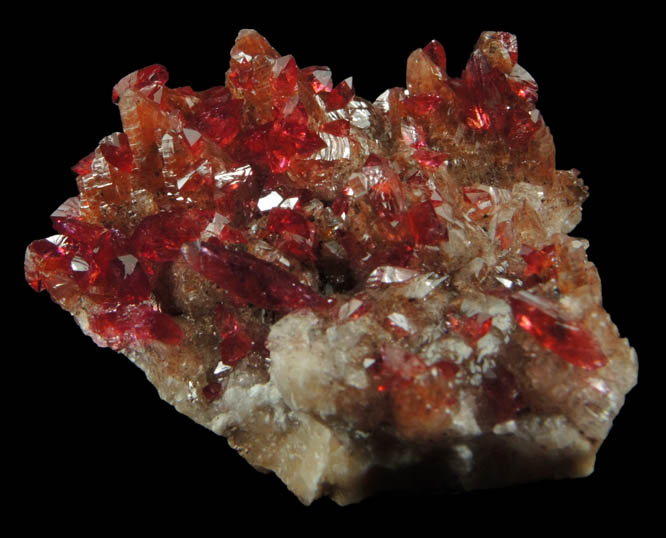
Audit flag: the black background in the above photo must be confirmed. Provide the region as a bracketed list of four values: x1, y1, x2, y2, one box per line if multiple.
[13, 5, 654, 529]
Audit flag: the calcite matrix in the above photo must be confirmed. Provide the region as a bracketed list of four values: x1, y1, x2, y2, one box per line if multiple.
[25, 30, 637, 504]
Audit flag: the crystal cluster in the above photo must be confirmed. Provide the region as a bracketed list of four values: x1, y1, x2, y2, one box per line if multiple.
[25, 30, 637, 504]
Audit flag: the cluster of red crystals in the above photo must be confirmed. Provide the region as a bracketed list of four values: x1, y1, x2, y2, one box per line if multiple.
[457, 32, 541, 148]
[25, 27, 611, 421]
[187, 86, 242, 147]
[26, 198, 179, 349]
[244, 104, 327, 173]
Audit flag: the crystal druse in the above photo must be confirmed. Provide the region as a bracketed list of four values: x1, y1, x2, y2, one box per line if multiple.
[25, 30, 637, 505]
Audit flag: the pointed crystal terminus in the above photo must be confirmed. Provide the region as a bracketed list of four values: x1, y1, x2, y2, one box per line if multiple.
[25, 29, 636, 505]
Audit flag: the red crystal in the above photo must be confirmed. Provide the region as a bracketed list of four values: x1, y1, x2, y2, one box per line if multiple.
[215, 306, 253, 365]
[403, 94, 443, 117]
[404, 201, 447, 245]
[338, 229, 413, 277]
[247, 104, 326, 173]
[411, 148, 447, 171]
[301, 66, 333, 94]
[112, 64, 169, 103]
[99, 132, 134, 173]
[107, 255, 151, 305]
[331, 189, 351, 217]
[510, 294, 607, 370]
[218, 225, 247, 245]
[89, 304, 182, 350]
[271, 55, 299, 107]
[176, 157, 214, 195]
[483, 366, 524, 423]
[129, 209, 212, 266]
[321, 119, 351, 137]
[435, 361, 459, 379]
[520, 244, 557, 278]
[188, 86, 241, 147]
[456, 32, 540, 149]
[266, 208, 313, 239]
[25, 236, 72, 292]
[202, 382, 222, 402]
[423, 40, 447, 73]
[227, 60, 255, 91]
[448, 313, 492, 345]
[182, 239, 330, 312]
[51, 216, 107, 246]
[324, 77, 354, 111]
[265, 207, 316, 261]
[72, 152, 95, 176]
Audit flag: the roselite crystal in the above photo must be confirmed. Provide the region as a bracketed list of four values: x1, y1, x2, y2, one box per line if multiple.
[24, 29, 637, 505]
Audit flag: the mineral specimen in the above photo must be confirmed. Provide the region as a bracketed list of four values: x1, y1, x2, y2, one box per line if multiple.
[24, 29, 637, 505]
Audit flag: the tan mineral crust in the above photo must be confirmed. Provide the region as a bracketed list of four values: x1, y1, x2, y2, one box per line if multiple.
[24, 29, 637, 505]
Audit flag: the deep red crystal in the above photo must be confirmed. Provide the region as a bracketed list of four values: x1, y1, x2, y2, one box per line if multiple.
[72, 152, 95, 176]
[112, 64, 169, 103]
[483, 366, 524, 423]
[404, 94, 443, 117]
[510, 294, 607, 370]
[266, 207, 316, 261]
[215, 305, 253, 365]
[129, 209, 212, 266]
[411, 148, 448, 171]
[325, 77, 354, 111]
[90, 304, 182, 350]
[99, 133, 134, 173]
[520, 244, 557, 278]
[202, 382, 222, 402]
[188, 86, 242, 147]
[183, 239, 330, 312]
[423, 40, 447, 73]
[404, 201, 448, 245]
